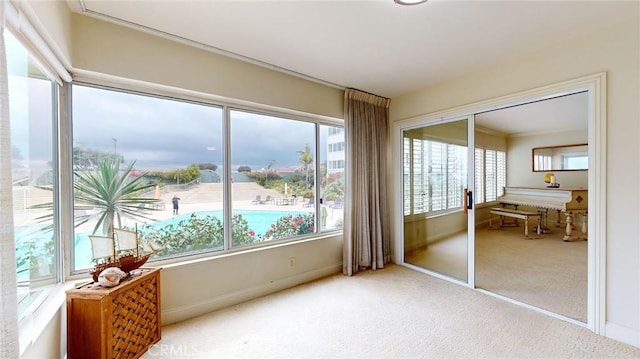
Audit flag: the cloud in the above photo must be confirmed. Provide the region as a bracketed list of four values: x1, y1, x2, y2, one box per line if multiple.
[73, 85, 321, 171]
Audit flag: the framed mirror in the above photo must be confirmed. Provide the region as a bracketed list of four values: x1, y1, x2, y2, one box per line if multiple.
[532, 143, 588, 172]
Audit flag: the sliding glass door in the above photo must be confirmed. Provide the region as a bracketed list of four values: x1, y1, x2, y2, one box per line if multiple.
[402, 117, 474, 283]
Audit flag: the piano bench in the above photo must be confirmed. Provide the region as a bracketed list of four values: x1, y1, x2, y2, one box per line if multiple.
[489, 208, 541, 238]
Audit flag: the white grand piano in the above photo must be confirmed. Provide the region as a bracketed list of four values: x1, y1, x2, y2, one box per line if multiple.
[498, 187, 588, 241]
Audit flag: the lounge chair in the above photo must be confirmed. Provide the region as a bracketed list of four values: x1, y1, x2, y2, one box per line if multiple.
[252, 195, 262, 204]
[262, 195, 272, 204]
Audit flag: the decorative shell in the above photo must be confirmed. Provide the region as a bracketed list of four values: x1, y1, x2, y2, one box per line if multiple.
[98, 267, 126, 287]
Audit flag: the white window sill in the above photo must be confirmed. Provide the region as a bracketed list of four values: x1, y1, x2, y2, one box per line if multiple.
[18, 281, 82, 356]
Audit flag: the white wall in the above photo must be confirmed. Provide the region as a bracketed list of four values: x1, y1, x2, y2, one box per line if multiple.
[390, 14, 640, 346]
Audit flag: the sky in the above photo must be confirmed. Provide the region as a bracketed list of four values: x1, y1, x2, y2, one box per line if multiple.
[72, 84, 330, 172]
[6, 30, 336, 175]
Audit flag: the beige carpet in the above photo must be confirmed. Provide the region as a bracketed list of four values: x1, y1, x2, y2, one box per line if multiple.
[141, 265, 638, 359]
[475, 225, 587, 322]
[404, 224, 587, 322]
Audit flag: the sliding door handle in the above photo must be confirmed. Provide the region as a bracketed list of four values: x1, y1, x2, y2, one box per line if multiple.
[464, 189, 468, 214]
[464, 189, 473, 214]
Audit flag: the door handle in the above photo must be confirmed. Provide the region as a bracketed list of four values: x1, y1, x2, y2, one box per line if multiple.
[464, 189, 473, 214]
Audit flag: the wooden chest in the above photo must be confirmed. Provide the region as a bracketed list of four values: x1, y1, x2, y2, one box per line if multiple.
[66, 267, 162, 359]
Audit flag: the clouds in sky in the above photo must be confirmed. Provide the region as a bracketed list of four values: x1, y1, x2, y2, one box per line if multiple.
[73, 85, 327, 171]
[6, 30, 337, 177]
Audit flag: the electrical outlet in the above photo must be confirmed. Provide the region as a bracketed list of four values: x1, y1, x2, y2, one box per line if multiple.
[288, 257, 296, 268]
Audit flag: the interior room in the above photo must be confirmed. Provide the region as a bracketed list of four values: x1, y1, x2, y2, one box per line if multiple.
[403, 92, 589, 322]
[1, 1, 639, 358]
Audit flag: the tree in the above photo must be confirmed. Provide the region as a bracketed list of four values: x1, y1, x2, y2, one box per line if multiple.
[198, 163, 218, 171]
[237, 166, 251, 173]
[33, 158, 161, 237]
[175, 164, 201, 184]
[297, 144, 313, 189]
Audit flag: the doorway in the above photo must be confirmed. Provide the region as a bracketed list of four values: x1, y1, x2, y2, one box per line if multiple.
[394, 73, 605, 331]
[474, 92, 588, 323]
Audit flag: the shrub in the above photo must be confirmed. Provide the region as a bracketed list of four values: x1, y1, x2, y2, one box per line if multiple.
[261, 213, 315, 241]
[231, 214, 257, 246]
[140, 214, 224, 256]
[139, 212, 316, 257]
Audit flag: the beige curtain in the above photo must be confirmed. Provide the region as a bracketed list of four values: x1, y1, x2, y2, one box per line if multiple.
[0, 0, 19, 357]
[343, 88, 391, 276]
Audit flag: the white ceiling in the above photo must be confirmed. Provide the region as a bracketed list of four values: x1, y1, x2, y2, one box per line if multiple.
[68, 0, 635, 99]
[65, 1, 625, 135]
[475, 91, 588, 136]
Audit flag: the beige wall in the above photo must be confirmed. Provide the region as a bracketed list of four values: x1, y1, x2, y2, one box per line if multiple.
[391, 14, 640, 344]
[65, 15, 343, 324]
[507, 129, 588, 188]
[160, 235, 343, 324]
[19, 0, 73, 68]
[21, 308, 62, 359]
[23, 0, 640, 354]
[71, 15, 343, 119]
[22, 6, 346, 357]
[65, 16, 346, 326]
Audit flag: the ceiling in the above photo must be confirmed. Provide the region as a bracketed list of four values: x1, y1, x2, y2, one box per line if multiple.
[65, 1, 627, 135]
[68, 0, 635, 99]
[475, 91, 588, 136]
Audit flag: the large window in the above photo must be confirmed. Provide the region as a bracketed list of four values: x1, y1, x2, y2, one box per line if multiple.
[72, 85, 224, 270]
[6, 30, 59, 320]
[71, 84, 343, 272]
[230, 109, 316, 246]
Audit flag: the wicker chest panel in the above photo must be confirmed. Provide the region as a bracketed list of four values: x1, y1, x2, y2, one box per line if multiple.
[67, 268, 162, 359]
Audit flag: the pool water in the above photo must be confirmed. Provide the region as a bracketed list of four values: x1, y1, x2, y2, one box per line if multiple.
[73, 209, 310, 270]
[143, 210, 307, 235]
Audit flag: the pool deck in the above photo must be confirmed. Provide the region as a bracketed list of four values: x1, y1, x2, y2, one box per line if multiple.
[13, 182, 343, 234]
[182, 184, 338, 225]
[103, 182, 342, 231]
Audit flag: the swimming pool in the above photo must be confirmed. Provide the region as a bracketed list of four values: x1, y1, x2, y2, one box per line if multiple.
[143, 210, 308, 235]
[73, 209, 311, 270]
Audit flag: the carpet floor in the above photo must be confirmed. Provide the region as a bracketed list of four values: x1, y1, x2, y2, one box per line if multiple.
[142, 264, 638, 359]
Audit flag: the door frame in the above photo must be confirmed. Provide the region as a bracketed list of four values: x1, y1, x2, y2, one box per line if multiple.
[400, 115, 476, 284]
[391, 72, 606, 334]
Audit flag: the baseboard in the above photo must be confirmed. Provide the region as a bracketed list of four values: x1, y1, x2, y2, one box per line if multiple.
[161, 263, 342, 325]
[605, 322, 640, 348]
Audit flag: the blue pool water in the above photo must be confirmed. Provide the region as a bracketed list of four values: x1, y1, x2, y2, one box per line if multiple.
[73, 209, 309, 269]
[142, 210, 306, 235]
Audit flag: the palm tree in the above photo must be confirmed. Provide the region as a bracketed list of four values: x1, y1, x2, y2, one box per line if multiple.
[297, 144, 313, 189]
[34, 158, 161, 237]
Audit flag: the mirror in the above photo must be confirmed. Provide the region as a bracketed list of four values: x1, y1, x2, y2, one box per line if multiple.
[532, 143, 588, 172]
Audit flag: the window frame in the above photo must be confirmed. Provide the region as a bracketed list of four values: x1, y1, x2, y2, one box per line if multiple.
[474, 146, 506, 207]
[66, 81, 345, 278]
[4, 27, 65, 353]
